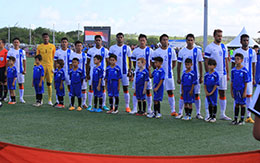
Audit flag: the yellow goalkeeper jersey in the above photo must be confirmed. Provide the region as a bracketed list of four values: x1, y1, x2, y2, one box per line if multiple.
[36, 43, 56, 67]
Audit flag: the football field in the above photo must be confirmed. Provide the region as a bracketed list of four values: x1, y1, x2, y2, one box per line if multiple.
[0, 58, 259, 156]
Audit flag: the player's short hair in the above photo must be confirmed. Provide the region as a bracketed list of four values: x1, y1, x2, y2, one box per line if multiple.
[35, 55, 42, 61]
[208, 58, 217, 66]
[42, 33, 49, 37]
[56, 59, 64, 68]
[94, 55, 102, 61]
[240, 34, 249, 41]
[12, 37, 20, 42]
[95, 35, 102, 40]
[137, 57, 146, 64]
[138, 34, 147, 40]
[116, 32, 124, 38]
[72, 58, 79, 62]
[0, 39, 6, 44]
[213, 29, 222, 36]
[154, 56, 163, 63]
[235, 53, 244, 59]
[109, 54, 117, 60]
[61, 37, 68, 42]
[185, 58, 192, 63]
[253, 45, 259, 49]
[74, 40, 82, 46]
[160, 34, 169, 42]
[8, 56, 16, 62]
[186, 33, 195, 40]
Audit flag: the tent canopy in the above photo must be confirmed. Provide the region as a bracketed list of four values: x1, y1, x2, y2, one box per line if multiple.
[227, 27, 259, 48]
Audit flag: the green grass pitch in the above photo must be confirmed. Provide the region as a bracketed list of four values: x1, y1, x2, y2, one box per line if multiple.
[0, 58, 259, 156]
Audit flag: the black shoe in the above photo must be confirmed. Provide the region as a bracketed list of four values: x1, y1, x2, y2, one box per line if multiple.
[53, 102, 58, 107]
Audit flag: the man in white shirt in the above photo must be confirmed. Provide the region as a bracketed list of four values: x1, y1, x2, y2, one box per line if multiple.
[204, 29, 231, 121]
[232, 34, 257, 123]
[152, 34, 178, 117]
[7, 38, 26, 103]
[176, 34, 203, 119]
[109, 33, 132, 113]
[130, 34, 153, 114]
[86, 35, 109, 111]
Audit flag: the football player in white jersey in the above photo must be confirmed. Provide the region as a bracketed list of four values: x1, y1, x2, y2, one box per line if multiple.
[231, 34, 256, 123]
[69, 41, 87, 109]
[109, 33, 132, 113]
[53, 37, 71, 107]
[152, 34, 178, 117]
[204, 29, 231, 121]
[6, 38, 26, 103]
[176, 34, 203, 119]
[129, 34, 153, 114]
[86, 35, 109, 111]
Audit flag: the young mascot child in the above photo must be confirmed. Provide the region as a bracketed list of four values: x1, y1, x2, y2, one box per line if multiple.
[181, 58, 197, 120]
[54, 59, 65, 108]
[7, 56, 17, 104]
[231, 53, 250, 125]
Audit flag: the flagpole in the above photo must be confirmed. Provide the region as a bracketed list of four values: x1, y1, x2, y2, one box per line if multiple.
[203, 0, 208, 51]
[53, 24, 55, 45]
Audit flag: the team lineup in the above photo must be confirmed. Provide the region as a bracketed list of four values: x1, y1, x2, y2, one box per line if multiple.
[0, 29, 259, 125]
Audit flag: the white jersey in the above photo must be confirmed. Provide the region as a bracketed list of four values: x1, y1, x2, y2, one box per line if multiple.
[87, 46, 109, 69]
[232, 47, 257, 82]
[109, 44, 132, 75]
[177, 47, 203, 78]
[152, 47, 177, 79]
[205, 42, 228, 76]
[69, 52, 87, 74]
[7, 48, 26, 73]
[131, 46, 153, 71]
[54, 48, 71, 74]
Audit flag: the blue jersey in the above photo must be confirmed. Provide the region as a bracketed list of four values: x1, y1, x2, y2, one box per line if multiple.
[92, 65, 104, 82]
[69, 68, 84, 84]
[181, 70, 197, 87]
[33, 65, 44, 81]
[152, 68, 165, 89]
[231, 67, 250, 91]
[7, 66, 17, 79]
[135, 69, 149, 87]
[256, 54, 260, 84]
[54, 68, 65, 86]
[204, 71, 219, 93]
[105, 65, 122, 81]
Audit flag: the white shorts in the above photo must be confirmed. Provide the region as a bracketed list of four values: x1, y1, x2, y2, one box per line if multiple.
[164, 77, 175, 91]
[88, 68, 105, 87]
[17, 73, 24, 84]
[218, 75, 227, 90]
[82, 79, 88, 90]
[121, 74, 129, 86]
[247, 81, 253, 95]
[64, 72, 71, 85]
[132, 73, 152, 90]
[179, 82, 200, 94]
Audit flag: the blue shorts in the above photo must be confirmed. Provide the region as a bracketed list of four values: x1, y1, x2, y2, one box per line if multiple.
[206, 90, 218, 106]
[7, 78, 16, 90]
[93, 81, 103, 98]
[136, 85, 146, 100]
[107, 80, 119, 97]
[153, 85, 164, 101]
[233, 89, 246, 105]
[70, 83, 82, 98]
[33, 80, 44, 94]
[183, 86, 194, 104]
[55, 83, 65, 97]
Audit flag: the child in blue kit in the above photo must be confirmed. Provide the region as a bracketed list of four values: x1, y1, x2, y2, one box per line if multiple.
[32, 55, 44, 107]
[69, 58, 84, 111]
[204, 59, 219, 123]
[231, 53, 250, 125]
[105, 54, 122, 114]
[90, 55, 104, 113]
[181, 58, 197, 120]
[135, 58, 149, 116]
[54, 59, 65, 108]
[148, 57, 165, 119]
[7, 56, 17, 104]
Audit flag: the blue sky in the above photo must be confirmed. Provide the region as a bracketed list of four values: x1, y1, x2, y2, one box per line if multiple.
[1, 0, 260, 37]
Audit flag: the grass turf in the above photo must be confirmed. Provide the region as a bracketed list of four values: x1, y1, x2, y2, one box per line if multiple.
[0, 58, 259, 156]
